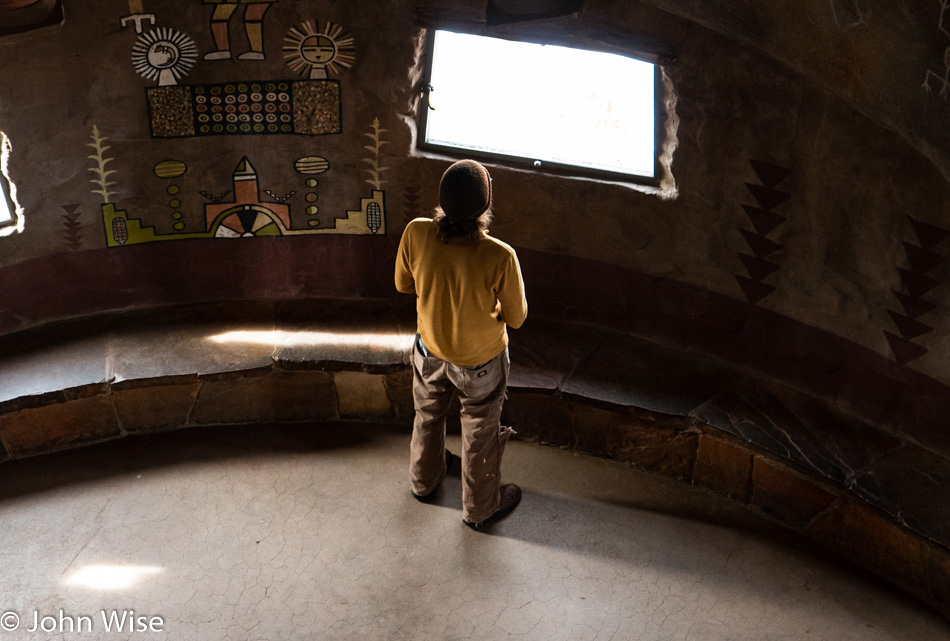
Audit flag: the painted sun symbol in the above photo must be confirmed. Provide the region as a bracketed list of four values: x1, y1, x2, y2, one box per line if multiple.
[131, 27, 198, 86]
[283, 21, 356, 79]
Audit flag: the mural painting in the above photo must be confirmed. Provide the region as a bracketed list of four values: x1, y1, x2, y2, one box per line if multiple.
[129, 9, 353, 138]
[87, 126, 117, 205]
[119, 0, 156, 34]
[884, 217, 948, 364]
[147, 79, 341, 138]
[734, 160, 791, 305]
[295, 156, 331, 225]
[922, 1, 950, 98]
[94, 6, 386, 248]
[201, 0, 275, 61]
[132, 27, 198, 87]
[283, 21, 355, 79]
[61, 205, 83, 251]
[96, 136, 385, 247]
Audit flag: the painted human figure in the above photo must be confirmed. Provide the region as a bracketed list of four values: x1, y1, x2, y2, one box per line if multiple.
[202, 0, 276, 61]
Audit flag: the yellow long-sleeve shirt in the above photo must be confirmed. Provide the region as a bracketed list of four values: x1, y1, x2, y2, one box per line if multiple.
[395, 217, 527, 367]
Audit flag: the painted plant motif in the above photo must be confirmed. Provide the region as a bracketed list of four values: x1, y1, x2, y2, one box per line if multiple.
[363, 118, 388, 191]
[87, 126, 117, 204]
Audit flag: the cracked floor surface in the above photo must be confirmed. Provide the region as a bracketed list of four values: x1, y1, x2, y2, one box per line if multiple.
[0, 422, 946, 640]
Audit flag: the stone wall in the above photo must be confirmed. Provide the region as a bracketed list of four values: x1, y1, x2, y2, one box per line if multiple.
[1, 0, 950, 610]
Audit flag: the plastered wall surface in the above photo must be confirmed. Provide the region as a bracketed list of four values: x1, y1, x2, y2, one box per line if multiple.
[0, 0, 949, 391]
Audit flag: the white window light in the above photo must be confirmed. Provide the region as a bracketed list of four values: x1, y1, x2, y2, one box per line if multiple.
[0, 184, 11, 225]
[0, 133, 14, 228]
[420, 30, 659, 181]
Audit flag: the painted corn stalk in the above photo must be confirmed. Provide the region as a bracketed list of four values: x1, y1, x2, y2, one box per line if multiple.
[363, 117, 388, 191]
[87, 126, 117, 204]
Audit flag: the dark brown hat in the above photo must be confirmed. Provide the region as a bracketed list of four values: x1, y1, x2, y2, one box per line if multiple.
[439, 160, 492, 220]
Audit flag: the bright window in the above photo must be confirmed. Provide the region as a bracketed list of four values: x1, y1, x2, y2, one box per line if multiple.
[420, 30, 659, 182]
[0, 183, 11, 226]
[0, 134, 14, 228]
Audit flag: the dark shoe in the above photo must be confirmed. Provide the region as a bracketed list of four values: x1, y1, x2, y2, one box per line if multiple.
[463, 483, 522, 529]
[412, 449, 458, 502]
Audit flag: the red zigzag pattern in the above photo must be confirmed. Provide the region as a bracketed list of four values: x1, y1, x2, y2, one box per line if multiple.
[735, 160, 792, 305]
[61, 204, 83, 252]
[884, 216, 948, 365]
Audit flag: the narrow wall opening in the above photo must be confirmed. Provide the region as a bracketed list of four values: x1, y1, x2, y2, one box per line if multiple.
[0, 131, 24, 236]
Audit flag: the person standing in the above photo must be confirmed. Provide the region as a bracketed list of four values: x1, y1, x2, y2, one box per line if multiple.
[395, 159, 527, 529]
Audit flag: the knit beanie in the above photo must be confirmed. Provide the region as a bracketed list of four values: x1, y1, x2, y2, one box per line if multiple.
[439, 160, 492, 220]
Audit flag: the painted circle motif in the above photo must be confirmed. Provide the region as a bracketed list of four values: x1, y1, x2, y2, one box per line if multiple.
[173, 222, 185, 231]
[294, 156, 330, 175]
[306, 192, 318, 203]
[131, 27, 198, 85]
[153, 160, 187, 178]
[301, 34, 336, 64]
[167, 185, 180, 195]
[171, 211, 183, 220]
[214, 209, 283, 238]
[306, 205, 319, 215]
[306, 178, 318, 188]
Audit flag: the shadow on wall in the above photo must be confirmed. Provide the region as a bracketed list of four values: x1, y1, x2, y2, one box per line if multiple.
[0, 0, 63, 37]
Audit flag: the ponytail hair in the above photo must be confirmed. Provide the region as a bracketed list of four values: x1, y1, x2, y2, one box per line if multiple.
[433, 207, 493, 244]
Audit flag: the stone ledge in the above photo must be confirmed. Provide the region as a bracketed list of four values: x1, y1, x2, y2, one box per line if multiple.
[1, 302, 949, 618]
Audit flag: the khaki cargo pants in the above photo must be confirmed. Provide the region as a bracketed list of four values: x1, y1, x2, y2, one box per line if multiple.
[409, 337, 515, 523]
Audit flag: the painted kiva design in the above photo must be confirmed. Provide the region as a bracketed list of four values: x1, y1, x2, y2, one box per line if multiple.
[735, 160, 791, 305]
[883, 216, 949, 365]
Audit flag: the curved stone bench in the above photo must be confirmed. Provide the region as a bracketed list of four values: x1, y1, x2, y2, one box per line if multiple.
[0, 298, 948, 619]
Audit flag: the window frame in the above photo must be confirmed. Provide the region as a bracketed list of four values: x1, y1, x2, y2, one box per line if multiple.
[417, 29, 664, 186]
[0, 161, 15, 231]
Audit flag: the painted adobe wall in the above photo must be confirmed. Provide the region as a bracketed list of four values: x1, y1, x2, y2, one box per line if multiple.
[0, 0, 949, 395]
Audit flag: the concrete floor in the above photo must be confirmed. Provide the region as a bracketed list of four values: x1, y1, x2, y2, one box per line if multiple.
[0, 422, 946, 641]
